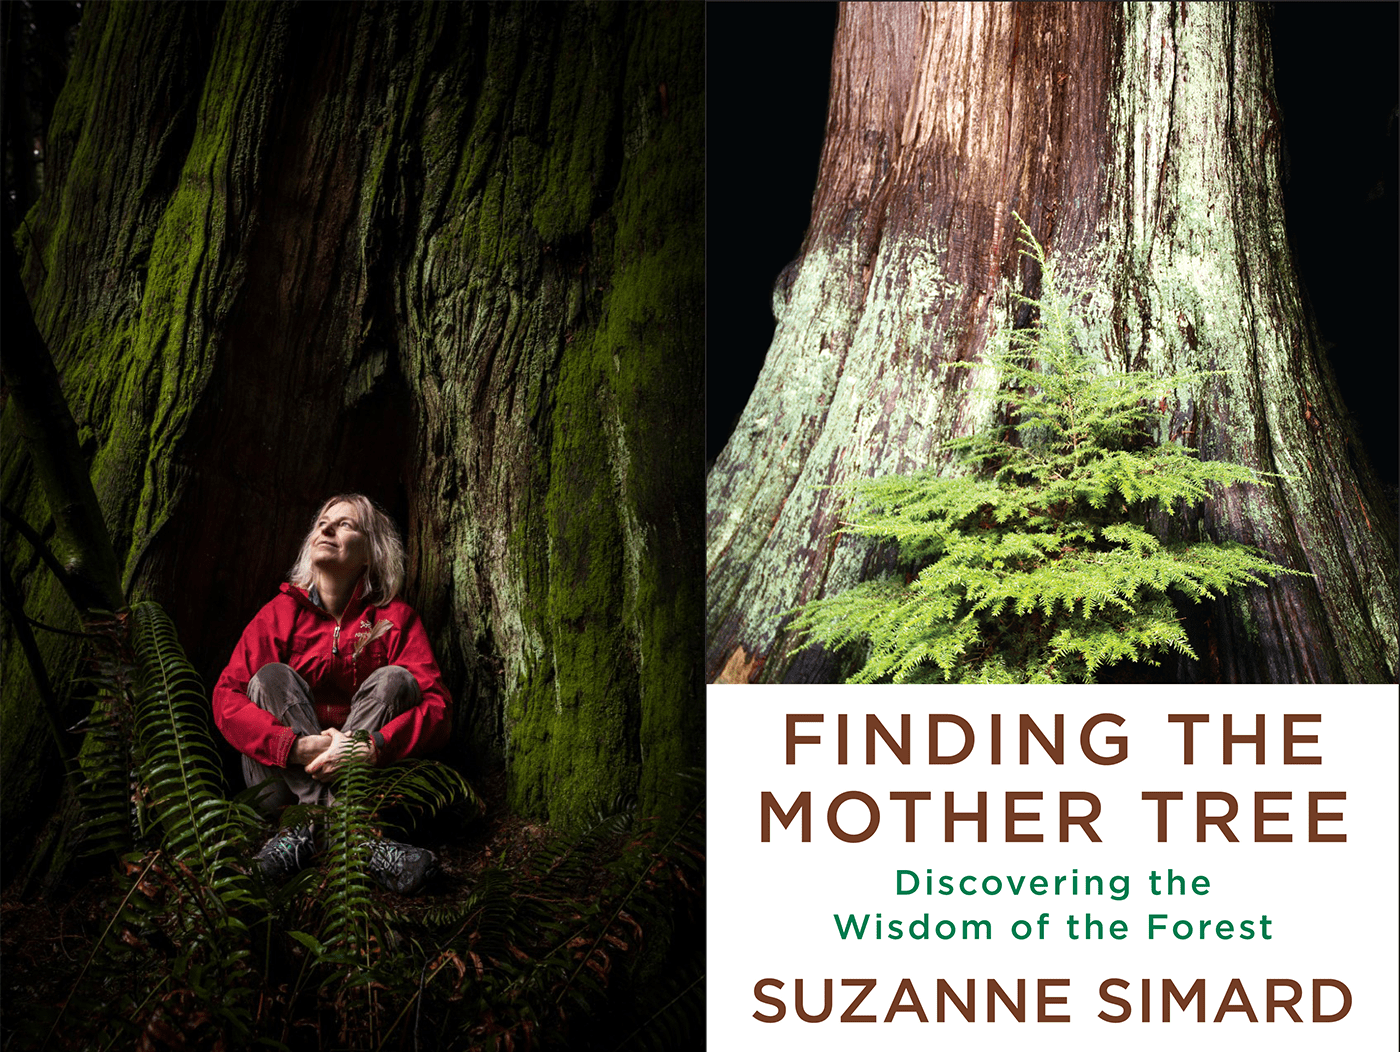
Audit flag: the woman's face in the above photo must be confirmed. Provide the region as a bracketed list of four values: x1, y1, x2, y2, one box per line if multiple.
[310, 501, 370, 580]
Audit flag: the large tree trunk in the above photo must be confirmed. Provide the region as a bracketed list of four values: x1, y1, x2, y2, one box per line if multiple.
[2, 0, 703, 870]
[707, 1, 1397, 684]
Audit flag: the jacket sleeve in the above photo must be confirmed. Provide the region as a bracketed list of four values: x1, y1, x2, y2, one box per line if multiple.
[377, 604, 452, 762]
[211, 599, 299, 768]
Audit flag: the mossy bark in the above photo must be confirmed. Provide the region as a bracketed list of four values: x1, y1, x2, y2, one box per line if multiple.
[3, 0, 702, 869]
[707, 2, 1397, 684]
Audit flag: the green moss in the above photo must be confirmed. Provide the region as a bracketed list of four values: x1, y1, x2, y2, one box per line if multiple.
[2, 1, 292, 854]
[21, 2, 280, 589]
[605, 3, 704, 803]
[498, 3, 702, 826]
[458, 26, 514, 202]
[504, 316, 636, 822]
[531, 4, 623, 244]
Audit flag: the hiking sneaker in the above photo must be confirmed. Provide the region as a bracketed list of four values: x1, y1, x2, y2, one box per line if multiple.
[254, 825, 315, 883]
[366, 836, 439, 895]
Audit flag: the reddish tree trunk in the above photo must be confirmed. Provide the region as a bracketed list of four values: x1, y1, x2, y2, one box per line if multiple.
[707, 2, 1397, 684]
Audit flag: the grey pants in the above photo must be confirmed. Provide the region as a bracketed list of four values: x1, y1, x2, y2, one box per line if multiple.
[243, 662, 420, 811]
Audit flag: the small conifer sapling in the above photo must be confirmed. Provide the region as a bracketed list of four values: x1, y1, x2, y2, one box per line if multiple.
[789, 217, 1309, 683]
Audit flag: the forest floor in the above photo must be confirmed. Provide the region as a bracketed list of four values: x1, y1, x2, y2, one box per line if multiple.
[0, 764, 538, 1045]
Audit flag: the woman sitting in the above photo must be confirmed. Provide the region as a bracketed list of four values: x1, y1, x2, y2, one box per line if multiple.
[212, 494, 452, 894]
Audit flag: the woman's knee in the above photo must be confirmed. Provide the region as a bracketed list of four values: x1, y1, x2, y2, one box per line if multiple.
[250, 662, 302, 692]
[247, 663, 313, 714]
[362, 664, 421, 703]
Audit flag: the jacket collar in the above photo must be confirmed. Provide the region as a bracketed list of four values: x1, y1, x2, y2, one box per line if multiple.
[281, 574, 371, 623]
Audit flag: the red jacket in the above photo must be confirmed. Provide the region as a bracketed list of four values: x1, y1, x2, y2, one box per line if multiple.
[213, 581, 452, 768]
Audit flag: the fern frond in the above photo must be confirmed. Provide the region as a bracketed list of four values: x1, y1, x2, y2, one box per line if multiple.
[75, 693, 138, 857]
[364, 757, 483, 833]
[130, 604, 262, 878]
[313, 734, 384, 979]
[61, 616, 144, 858]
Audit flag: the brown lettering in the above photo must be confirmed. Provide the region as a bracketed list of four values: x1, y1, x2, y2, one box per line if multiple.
[1060, 792, 1102, 842]
[1038, 978, 1071, 1022]
[1098, 978, 1130, 1022]
[929, 714, 974, 764]
[1197, 792, 1239, 842]
[987, 978, 1026, 1022]
[1266, 979, 1302, 1022]
[1312, 979, 1351, 1022]
[760, 791, 810, 842]
[1283, 714, 1322, 764]
[1223, 713, 1266, 765]
[1254, 792, 1292, 842]
[1020, 713, 1064, 764]
[1162, 978, 1205, 1021]
[828, 791, 879, 843]
[1213, 978, 1258, 1021]
[753, 978, 785, 1022]
[794, 978, 831, 1022]
[884, 978, 928, 1022]
[1168, 713, 1209, 763]
[840, 978, 877, 1022]
[867, 713, 910, 764]
[1142, 791, 1183, 842]
[945, 791, 988, 843]
[1308, 792, 1346, 843]
[890, 791, 931, 842]
[1082, 713, 1128, 765]
[785, 714, 822, 764]
[1005, 792, 1043, 843]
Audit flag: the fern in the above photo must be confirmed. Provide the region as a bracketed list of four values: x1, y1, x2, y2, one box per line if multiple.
[306, 733, 390, 1048]
[307, 740, 380, 962]
[389, 775, 705, 1051]
[71, 617, 141, 858]
[41, 603, 270, 1051]
[130, 603, 265, 899]
[789, 216, 1310, 683]
[33, 602, 701, 1052]
[123, 604, 267, 1046]
[274, 747, 484, 1047]
[362, 755, 484, 834]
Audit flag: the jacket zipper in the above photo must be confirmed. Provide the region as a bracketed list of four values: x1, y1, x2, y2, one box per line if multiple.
[318, 594, 365, 683]
[334, 622, 359, 687]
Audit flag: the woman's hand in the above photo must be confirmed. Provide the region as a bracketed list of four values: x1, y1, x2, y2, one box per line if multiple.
[290, 733, 332, 766]
[304, 727, 378, 782]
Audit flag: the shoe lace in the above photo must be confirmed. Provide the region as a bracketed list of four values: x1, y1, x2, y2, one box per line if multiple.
[370, 838, 412, 871]
[262, 826, 311, 862]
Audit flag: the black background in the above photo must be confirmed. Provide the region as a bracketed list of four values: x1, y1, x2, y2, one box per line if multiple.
[705, 2, 1398, 503]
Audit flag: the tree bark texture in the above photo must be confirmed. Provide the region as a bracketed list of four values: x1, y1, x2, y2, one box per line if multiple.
[2, 0, 703, 859]
[707, 1, 1397, 684]
[1, 235, 125, 619]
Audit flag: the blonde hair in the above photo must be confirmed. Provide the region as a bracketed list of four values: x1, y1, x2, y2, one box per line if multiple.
[288, 494, 404, 607]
